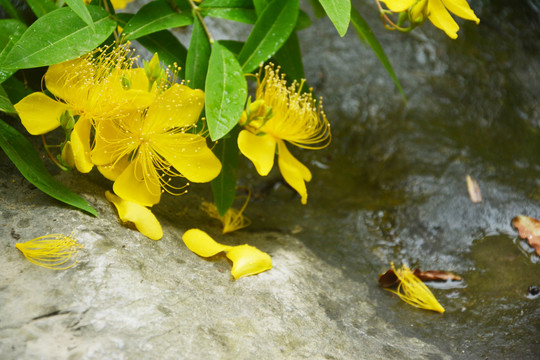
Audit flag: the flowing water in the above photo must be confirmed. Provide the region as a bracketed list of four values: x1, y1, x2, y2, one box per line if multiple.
[242, 0, 540, 358]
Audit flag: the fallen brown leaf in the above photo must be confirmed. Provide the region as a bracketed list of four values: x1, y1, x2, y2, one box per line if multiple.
[379, 268, 462, 288]
[466, 175, 482, 203]
[512, 215, 540, 256]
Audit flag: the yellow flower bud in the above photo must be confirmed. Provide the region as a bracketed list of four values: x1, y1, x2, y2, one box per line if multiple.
[409, 0, 429, 25]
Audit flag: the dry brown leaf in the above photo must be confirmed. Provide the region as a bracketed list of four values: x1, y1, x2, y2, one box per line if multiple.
[512, 215, 540, 256]
[378, 268, 462, 288]
[466, 175, 482, 203]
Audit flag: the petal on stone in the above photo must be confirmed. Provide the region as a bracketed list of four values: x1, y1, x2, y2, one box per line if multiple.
[226, 244, 273, 280]
[443, 0, 480, 24]
[105, 191, 163, 240]
[381, 0, 415, 12]
[113, 159, 162, 207]
[144, 84, 204, 132]
[277, 141, 311, 205]
[182, 228, 232, 257]
[238, 130, 276, 176]
[153, 133, 222, 183]
[428, 0, 460, 39]
[14, 92, 69, 135]
[70, 116, 94, 173]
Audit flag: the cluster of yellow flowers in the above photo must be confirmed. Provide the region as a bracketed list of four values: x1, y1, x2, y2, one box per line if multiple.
[14, 44, 330, 279]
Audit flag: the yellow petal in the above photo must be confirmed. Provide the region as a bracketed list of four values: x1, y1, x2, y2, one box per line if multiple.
[105, 191, 163, 240]
[277, 141, 311, 205]
[226, 244, 272, 279]
[381, 0, 415, 12]
[144, 84, 205, 133]
[182, 228, 232, 257]
[428, 0, 460, 39]
[238, 130, 276, 176]
[443, 0, 480, 24]
[14, 92, 70, 135]
[97, 155, 130, 181]
[113, 159, 162, 206]
[152, 133, 222, 183]
[91, 115, 138, 166]
[70, 116, 94, 173]
[44, 57, 93, 105]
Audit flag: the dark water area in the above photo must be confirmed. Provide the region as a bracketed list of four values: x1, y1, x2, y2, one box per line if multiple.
[244, 0, 540, 358]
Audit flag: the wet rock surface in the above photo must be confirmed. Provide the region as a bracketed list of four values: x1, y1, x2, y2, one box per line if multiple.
[1, 0, 540, 359]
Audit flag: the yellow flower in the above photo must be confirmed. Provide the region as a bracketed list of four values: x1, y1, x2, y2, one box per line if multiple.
[182, 228, 272, 279]
[201, 191, 251, 234]
[105, 191, 163, 240]
[14, 45, 155, 172]
[237, 64, 331, 204]
[381, 0, 480, 39]
[382, 263, 445, 313]
[91, 84, 222, 206]
[15, 233, 84, 270]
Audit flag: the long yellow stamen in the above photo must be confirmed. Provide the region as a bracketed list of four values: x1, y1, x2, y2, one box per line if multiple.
[15, 233, 84, 270]
[201, 190, 252, 234]
[385, 262, 445, 313]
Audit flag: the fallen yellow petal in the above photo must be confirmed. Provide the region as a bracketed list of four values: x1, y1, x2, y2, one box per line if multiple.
[15, 233, 83, 270]
[385, 263, 445, 313]
[226, 244, 273, 279]
[182, 229, 272, 279]
[182, 228, 232, 257]
[105, 191, 163, 240]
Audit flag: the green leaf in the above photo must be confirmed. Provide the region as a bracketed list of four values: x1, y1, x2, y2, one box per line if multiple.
[25, 0, 57, 18]
[0, 84, 16, 114]
[219, 40, 244, 56]
[0, 6, 116, 70]
[64, 0, 95, 31]
[350, 6, 406, 103]
[0, 0, 23, 21]
[0, 119, 97, 216]
[205, 42, 247, 141]
[308, 0, 327, 18]
[272, 31, 304, 82]
[238, 0, 299, 73]
[319, 0, 350, 37]
[296, 10, 312, 31]
[200, 0, 256, 24]
[185, 16, 211, 90]
[0, 19, 27, 83]
[136, 29, 188, 78]
[211, 126, 240, 216]
[124, 0, 193, 40]
[2, 76, 33, 104]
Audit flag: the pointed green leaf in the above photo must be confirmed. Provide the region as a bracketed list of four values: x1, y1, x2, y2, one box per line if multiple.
[238, 0, 299, 73]
[351, 6, 406, 102]
[200, 0, 256, 24]
[211, 126, 240, 216]
[136, 29, 188, 78]
[308, 0, 326, 18]
[0, 6, 116, 70]
[0, 85, 16, 114]
[26, 0, 57, 18]
[0, 119, 97, 216]
[124, 0, 193, 40]
[319, 0, 350, 36]
[0, 19, 27, 83]
[186, 16, 211, 90]
[205, 42, 247, 141]
[0, 0, 23, 21]
[2, 76, 33, 104]
[64, 0, 95, 31]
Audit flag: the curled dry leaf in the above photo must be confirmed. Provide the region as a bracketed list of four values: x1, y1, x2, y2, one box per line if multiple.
[512, 215, 540, 256]
[379, 268, 462, 288]
[466, 175, 482, 203]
